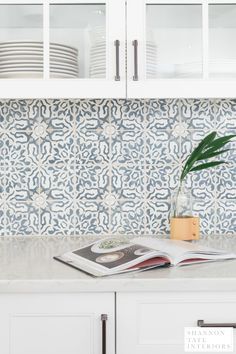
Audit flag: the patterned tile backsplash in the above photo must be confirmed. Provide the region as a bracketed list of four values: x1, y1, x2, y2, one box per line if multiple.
[0, 98, 235, 236]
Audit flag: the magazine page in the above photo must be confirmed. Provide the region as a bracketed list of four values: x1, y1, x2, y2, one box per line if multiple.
[58, 238, 170, 276]
[131, 237, 236, 265]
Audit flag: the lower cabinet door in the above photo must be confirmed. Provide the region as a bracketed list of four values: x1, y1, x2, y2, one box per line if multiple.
[117, 292, 236, 354]
[0, 293, 115, 354]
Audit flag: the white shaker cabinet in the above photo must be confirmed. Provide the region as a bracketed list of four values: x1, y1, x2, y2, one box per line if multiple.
[0, 0, 126, 98]
[117, 292, 236, 354]
[1, 0, 236, 98]
[0, 293, 115, 354]
[127, 0, 236, 98]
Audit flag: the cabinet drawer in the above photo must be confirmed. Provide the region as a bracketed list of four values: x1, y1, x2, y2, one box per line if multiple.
[117, 292, 236, 354]
[0, 293, 115, 354]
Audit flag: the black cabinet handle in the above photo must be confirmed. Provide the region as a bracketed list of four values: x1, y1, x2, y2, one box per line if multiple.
[114, 40, 120, 81]
[132, 39, 138, 81]
[198, 320, 236, 328]
[101, 314, 108, 354]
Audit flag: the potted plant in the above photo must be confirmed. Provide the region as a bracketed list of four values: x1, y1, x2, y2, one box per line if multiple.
[170, 131, 236, 241]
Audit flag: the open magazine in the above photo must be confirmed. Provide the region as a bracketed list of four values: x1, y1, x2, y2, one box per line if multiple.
[54, 237, 236, 277]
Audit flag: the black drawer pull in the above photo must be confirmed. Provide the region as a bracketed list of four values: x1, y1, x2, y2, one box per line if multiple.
[101, 314, 108, 354]
[198, 320, 236, 328]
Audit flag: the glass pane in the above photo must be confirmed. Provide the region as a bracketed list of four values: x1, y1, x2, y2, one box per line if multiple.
[0, 4, 43, 79]
[146, 4, 202, 79]
[209, 4, 236, 78]
[50, 4, 106, 79]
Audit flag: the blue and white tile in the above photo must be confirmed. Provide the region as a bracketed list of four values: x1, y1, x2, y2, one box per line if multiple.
[146, 99, 179, 130]
[40, 131, 75, 165]
[5, 202, 39, 236]
[190, 169, 216, 200]
[111, 164, 145, 199]
[111, 199, 145, 235]
[40, 163, 74, 202]
[111, 130, 145, 163]
[215, 164, 236, 199]
[180, 130, 207, 163]
[75, 164, 109, 200]
[75, 99, 110, 130]
[111, 99, 146, 130]
[146, 165, 174, 200]
[146, 200, 170, 235]
[146, 130, 180, 165]
[76, 128, 110, 164]
[40, 200, 75, 236]
[5, 165, 39, 202]
[193, 199, 215, 235]
[4, 138, 39, 202]
[75, 200, 109, 235]
[28, 99, 74, 130]
[0, 99, 29, 130]
[214, 99, 236, 130]
[180, 99, 215, 130]
[215, 200, 236, 235]
[213, 130, 236, 162]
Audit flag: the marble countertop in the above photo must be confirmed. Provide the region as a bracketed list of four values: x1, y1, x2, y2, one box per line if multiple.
[1, 235, 236, 293]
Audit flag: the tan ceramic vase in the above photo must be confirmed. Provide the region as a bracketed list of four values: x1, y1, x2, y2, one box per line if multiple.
[170, 216, 200, 241]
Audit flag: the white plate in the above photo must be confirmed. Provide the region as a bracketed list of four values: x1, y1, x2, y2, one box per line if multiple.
[50, 66, 78, 74]
[0, 47, 77, 58]
[0, 47, 78, 59]
[89, 72, 106, 75]
[0, 41, 78, 54]
[0, 71, 78, 79]
[0, 64, 78, 73]
[89, 67, 106, 71]
[0, 55, 78, 67]
[90, 53, 106, 58]
[89, 74, 106, 79]
[0, 59, 77, 65]
[90, 58, 106, 63]
[0, 66, 79, 75]
[90, 66, 106, 71]
[90, 46, 106, 52]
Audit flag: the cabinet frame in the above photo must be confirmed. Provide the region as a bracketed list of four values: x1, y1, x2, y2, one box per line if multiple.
[0, 0, 126, 98]
[127, 0, 236, 98]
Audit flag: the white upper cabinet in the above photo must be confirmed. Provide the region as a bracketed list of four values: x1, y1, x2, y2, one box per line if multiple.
[0, 0, 126, 98]
[0, 0, 236, 98]
[127, 0, 236, 98]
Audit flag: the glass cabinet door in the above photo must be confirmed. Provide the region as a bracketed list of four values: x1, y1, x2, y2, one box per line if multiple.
[209, 4, 236, 79]
[0, 4, 43, 79]
[50, 3, 106, 79]
[146, 4, 203, 79]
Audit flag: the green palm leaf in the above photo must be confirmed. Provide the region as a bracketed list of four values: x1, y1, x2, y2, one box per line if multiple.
[190, 161, 226, 172]
[180, 132, 235, 183]
[197, 149, 230, 161]
[180, 131, 217, 181]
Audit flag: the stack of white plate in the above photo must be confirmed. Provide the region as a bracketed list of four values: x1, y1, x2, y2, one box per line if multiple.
[0, 41, 79, 78]
[146, 41, 158, 79]
[89, 27, 106, 79]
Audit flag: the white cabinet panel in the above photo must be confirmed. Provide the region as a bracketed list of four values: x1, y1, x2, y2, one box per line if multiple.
[127, 0, 236, 98]
[0, 0, 126, 98]
[0, 293, 115, 354]
[117, 292, 236, 354]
